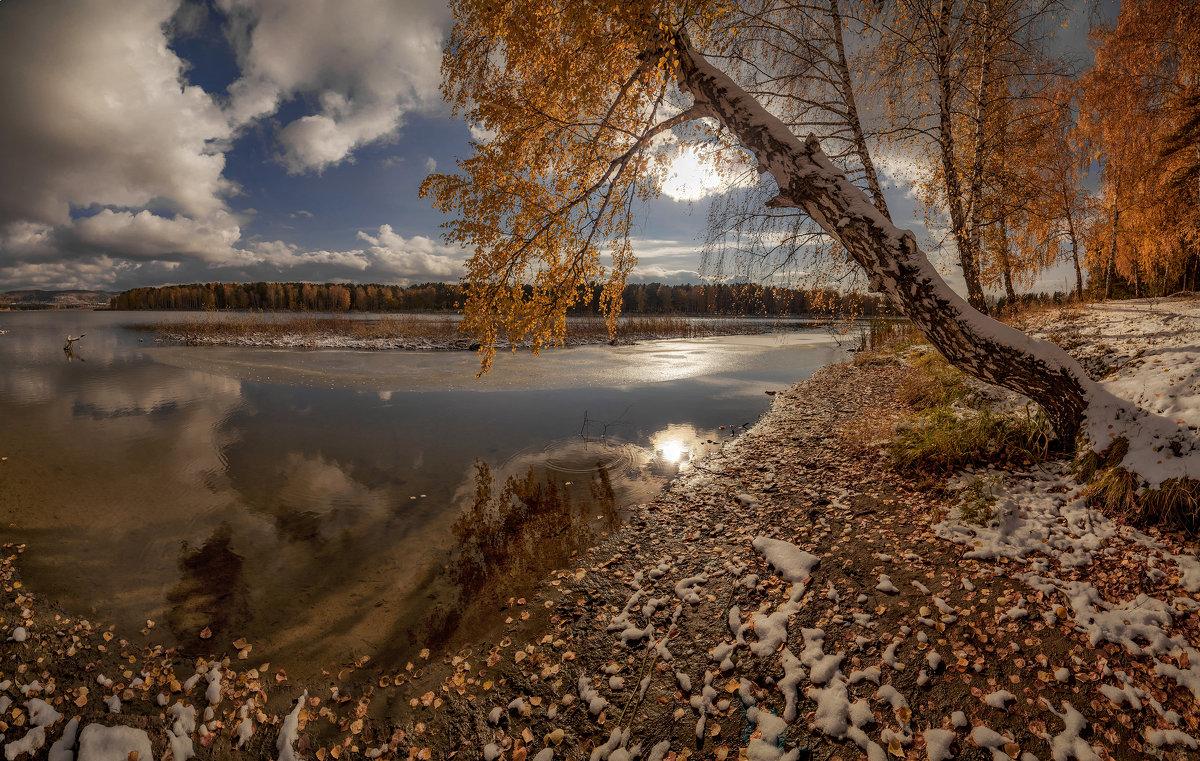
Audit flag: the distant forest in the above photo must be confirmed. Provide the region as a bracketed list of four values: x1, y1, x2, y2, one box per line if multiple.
[109, 281, 900, 316]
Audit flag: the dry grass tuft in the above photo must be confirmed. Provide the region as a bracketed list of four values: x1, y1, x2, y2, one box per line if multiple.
[1079, 438, 1200, 533]
[886, 349, 1053, 486]
[852, 317, 925, 364]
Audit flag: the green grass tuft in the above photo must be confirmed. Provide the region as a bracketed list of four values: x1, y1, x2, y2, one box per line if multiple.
[885, 347, 1053, 491]
[889, 405, 1052, 480]
[958, 476, 999, 525]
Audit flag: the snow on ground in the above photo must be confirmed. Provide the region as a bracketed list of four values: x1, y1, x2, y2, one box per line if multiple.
[447, 349, 1200, 761]
[932, 298, 1200, 755]
[75, 724, 153, 761]
[937, 462, 1200, 734]
[1026, 296, 1200, 487]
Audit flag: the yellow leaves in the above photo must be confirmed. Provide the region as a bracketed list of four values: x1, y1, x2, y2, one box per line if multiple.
[429, 0, 714, 372]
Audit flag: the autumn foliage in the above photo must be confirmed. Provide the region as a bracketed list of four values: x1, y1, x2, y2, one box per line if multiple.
[1078, 0, 1200, 297]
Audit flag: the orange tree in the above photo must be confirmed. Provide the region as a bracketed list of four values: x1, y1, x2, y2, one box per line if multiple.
[421, 0, 1105, 444]
[1078, 0, 1200, 296]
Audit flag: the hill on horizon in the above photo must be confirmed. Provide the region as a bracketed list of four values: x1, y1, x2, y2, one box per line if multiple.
[0, 289, 115, 309]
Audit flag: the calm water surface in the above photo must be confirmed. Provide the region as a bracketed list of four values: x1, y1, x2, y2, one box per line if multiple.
[0, 310, 846, 675]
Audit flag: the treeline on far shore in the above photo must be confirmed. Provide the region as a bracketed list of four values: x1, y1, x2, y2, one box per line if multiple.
[109, 281, 900, 316]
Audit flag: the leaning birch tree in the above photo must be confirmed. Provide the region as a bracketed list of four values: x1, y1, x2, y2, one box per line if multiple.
[698, 0, 890, 294]
[423, 0, 1115, 446]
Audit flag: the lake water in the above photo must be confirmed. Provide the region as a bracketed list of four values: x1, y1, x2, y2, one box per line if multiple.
[0, 310, 846, 675]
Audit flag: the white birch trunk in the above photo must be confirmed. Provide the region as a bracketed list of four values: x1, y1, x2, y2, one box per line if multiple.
[672, 34, 1096, 441]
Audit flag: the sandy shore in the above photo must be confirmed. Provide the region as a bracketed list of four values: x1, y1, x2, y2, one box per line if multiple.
[3, 306, 1200, 760]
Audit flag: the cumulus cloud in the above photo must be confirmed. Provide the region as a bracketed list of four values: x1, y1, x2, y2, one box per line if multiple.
[1, 209, 242, 261]
[0, 0, 463, 291]
[356, 225, 461, 281]
[74, 210, 243, 263]
[629, 264, 702, 284]
[468, 124, 499, 144]
[871, 146, 926, 200]
[0, 255, 134, 292]
[221, 0, 448, 173]
[221, 225, 463, 285]
[0, 213, 463, 291]
[625, 238, 704, 284]
[0, 0, 234, 228]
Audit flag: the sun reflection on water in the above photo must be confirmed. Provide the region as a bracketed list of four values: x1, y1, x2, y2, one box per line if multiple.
[658, 439, 687, 463]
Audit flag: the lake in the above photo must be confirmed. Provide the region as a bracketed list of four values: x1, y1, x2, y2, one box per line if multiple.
[0, 310, 847, 675]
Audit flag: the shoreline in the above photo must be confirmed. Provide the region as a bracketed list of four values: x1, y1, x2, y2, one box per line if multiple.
[388, 345, 1200, 761]
[3, 305, 1200, 759]
[141, 314, 837, 351]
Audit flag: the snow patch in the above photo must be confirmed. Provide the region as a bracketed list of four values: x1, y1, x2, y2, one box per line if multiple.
[76, 724, 153, 761]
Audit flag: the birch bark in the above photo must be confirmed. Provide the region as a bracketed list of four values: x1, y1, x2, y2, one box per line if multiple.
[673, 33, 1094, 441]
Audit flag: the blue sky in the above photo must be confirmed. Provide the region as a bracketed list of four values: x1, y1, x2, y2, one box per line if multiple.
[0, 0, 1102, 295]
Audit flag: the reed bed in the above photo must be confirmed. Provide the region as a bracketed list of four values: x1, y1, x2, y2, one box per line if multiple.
[144, 312, 780, 348]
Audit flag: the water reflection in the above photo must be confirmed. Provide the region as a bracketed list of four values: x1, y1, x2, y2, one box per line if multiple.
[166, 524, 252, 651]
[0, 311, 843, 676]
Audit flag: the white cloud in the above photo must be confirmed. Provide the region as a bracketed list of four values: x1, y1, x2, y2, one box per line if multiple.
[0, 212, 463, 290]
[871, 146, 925, 200]
[0, 0, 464, 291]
[0, 222, 58, 261]
[623, 238, 704, 284]
[629, 264, 701, 283]
[0, 0, 234, 228]
[235, 225, 463, 284]
[356, 225, 462, 281]
[0, 255, 131, 292]
[221, 0, 448, 173]
[74, 210, 243, 263]
[468, 124, 498, 144]
[425, 157, 438, 174]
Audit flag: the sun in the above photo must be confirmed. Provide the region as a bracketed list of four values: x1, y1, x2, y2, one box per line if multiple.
[660, 145, 726, 202]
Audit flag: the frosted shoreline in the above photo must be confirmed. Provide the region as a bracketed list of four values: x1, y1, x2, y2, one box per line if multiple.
[152, 324, 773, 351]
